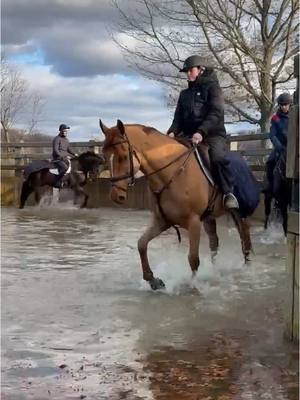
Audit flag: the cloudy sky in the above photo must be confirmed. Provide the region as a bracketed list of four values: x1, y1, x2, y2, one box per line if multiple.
[2, 0, 176, 140]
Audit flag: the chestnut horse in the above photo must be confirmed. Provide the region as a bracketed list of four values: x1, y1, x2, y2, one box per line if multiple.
[100, 120, 252, 290]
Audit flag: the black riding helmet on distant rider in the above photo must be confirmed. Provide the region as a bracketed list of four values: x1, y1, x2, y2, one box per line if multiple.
[59, 123, 70, 131]
[277, 93, 293, 105]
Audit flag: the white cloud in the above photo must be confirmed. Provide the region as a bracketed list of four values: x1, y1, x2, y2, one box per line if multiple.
[17, 64, 172, 140]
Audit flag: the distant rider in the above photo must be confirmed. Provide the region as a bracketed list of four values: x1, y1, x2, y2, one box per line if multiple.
[52, 124, 77, 188]
[265, 93, 292, 193]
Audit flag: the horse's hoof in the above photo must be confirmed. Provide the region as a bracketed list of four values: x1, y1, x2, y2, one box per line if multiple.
[244, 253, 251, 265]
[149, 277, 165, 290]
[211, 250, 218, 264]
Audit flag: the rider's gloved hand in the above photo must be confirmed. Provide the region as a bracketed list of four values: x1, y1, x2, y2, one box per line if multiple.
[192, 132, 203, 144]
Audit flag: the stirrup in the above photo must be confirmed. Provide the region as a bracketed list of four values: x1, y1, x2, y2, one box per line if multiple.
[223, 193, 239, 209]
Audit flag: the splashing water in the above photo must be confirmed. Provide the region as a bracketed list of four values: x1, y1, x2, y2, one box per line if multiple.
[1, 207, 297, 399]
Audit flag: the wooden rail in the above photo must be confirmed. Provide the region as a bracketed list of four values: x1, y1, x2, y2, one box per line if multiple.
[1, 140, 103, 149]
[1, 133, 271, 175]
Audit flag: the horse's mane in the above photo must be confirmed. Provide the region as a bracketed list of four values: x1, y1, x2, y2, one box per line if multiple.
[124, 124, 164, 137]
[141, 125, 163, 136]
[129, 124, 191, 148]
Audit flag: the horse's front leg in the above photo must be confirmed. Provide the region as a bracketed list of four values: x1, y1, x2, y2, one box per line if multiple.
[19, 179, 34, 209]
[279, 202, 288, 236]
[264, 191, 272, 230]
[72, 183, 88, 208]
[34, 189, 41, 205]
[138, 215, 170, 290]
[187, 214, 201, 277]
[70, 173, 88, 208]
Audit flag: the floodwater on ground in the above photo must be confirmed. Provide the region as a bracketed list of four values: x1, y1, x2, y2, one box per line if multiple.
[1, 204, 299, 400]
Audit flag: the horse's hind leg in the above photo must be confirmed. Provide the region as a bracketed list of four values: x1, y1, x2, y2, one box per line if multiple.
[19, 179, 34, 209]
[81, 193, 88, 208]
[279, 203, 288, 236]
[230, 210, 252, 264]
[187, 214, 201, 276]
[264, 192, 272, 230]
[34, 189, 41, 205]
[138, 215, 170, 290]
[203, 217, 219, 264]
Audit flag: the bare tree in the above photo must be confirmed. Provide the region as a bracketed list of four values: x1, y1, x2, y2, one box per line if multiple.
[27, 93, 46, 135]
[112, 0, 299, 132]
[1, 59, 46, 143]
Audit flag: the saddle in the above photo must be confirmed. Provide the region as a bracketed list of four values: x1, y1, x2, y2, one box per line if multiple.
[174, 137, 214, 185]
[50, 159, 72, 175]
[23, 159, 71, 181]
[174, 137, 260, 218]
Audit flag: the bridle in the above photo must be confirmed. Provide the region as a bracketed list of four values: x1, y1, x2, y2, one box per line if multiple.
[106, 132, 196, 242]
[106, 132, 140, 192]
[106, 132, 195, 195]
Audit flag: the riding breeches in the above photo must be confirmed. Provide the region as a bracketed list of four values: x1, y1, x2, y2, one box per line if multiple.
[205, 136, 234, 195]
[54, 160, 68, 178]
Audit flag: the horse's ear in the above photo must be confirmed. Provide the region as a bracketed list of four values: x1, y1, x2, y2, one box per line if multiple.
[99, 119, 109, 136]
[117, 119, 125, 137]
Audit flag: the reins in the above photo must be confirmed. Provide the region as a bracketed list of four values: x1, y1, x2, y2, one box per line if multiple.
[107, 136, 196, 243]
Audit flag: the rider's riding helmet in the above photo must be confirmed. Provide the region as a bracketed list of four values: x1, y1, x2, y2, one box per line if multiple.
[180, 55, 208, 72]
[59, 123, 70, 131]
[277, 93, 293, 105]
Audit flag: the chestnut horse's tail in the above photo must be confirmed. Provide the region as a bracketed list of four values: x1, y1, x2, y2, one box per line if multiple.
[19, 175, 34, 209]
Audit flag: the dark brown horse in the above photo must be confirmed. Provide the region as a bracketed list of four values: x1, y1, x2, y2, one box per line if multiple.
[19, 151, 105, 209]
[264, 152, 291, 235]
[100, 120, 253, 290]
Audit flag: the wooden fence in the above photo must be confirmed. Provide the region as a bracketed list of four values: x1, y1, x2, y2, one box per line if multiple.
[1, 133, 271, 209]
[1, 133, 270, 172]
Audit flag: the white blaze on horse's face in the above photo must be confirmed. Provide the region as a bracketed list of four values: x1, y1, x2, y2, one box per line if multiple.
[109, 147, 140, 181]
[108, 144, 142, 204]
[132, 153, 141, 177]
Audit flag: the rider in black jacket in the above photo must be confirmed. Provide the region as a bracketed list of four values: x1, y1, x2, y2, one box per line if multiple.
[167, 55, 238, 209]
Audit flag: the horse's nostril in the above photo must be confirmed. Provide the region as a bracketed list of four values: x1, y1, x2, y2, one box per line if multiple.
[119, 195, 126, 202]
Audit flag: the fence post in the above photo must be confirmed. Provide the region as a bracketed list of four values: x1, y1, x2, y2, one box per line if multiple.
[285, 54, 299, 343]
